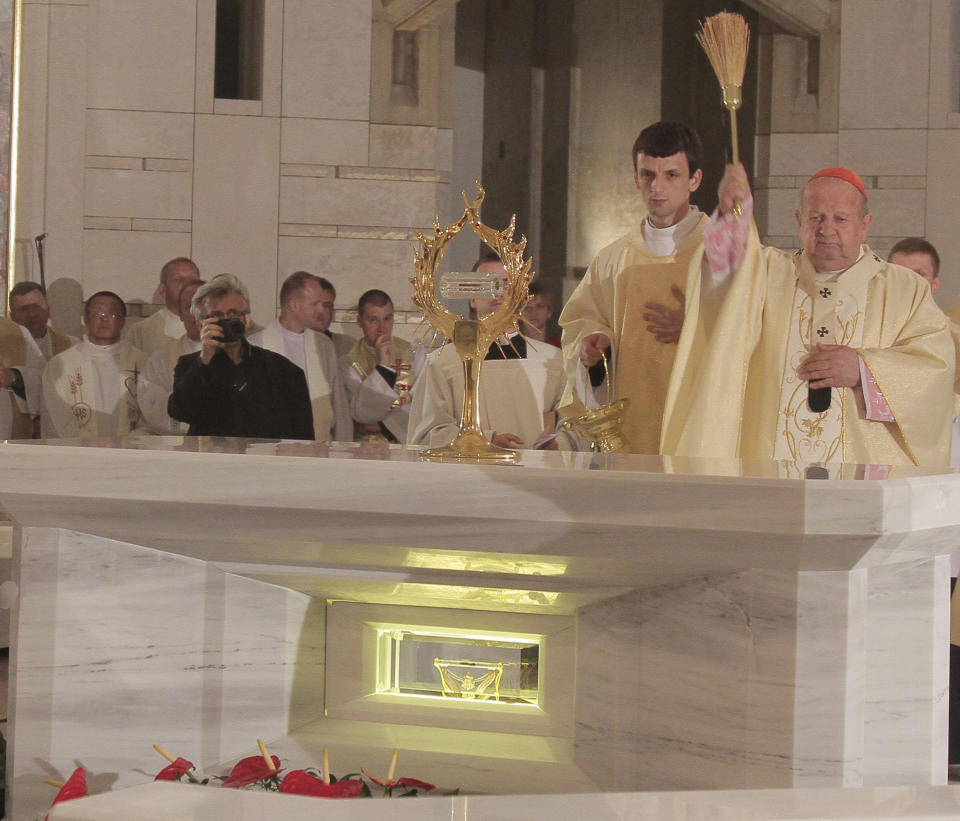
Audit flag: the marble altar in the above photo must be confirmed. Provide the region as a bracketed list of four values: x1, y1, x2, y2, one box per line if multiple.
[1, 437, 958, 821]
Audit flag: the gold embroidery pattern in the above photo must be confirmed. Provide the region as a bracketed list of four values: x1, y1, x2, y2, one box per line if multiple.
[69, 369, 92, 428]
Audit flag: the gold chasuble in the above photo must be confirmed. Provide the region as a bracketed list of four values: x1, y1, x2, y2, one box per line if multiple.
[662, 228, 954, 468]
[346, 336, 415, 386]
[559, 213, 709, 454]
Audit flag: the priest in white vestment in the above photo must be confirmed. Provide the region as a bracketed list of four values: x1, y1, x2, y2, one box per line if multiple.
[248, 271, 351, 442]
[662, 166, 954, 469]
[42, 291, 148, 438]
[340, 289, 424, 443]
[137, 281, 204, 435]
[125, 257, 200, 354]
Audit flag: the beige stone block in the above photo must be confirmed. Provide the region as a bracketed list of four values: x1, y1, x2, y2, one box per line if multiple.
[132, 218, 191, 233]
[281, 118, 369, 166]
[213, 99, 262, 116]
[280, 164, 333, 178]
[86, 0, 197, 112]
[86, 110, 195, 159]
[867, 188, 925, 238]
[876, 176, 926, 189]
[278, 236, 417, 311]
[370, 124, 437, 169]
[839, 0, 929, 129]
[85, 168, 193, 220]
[16, 5, 50, 239]
[838, 130, 927, 176]
[753, 176, 798, 189]
[194, 0, 215, 113]
[767, 133, 837, 175]
[410, 170, 450, 183]
[280, 177, 441, 229]
[928, 0, 953, 129]
[83, 217, 131, 231]
[44, 4, 87, 284]
[279, 224, 339, 238]
[762, 188, 803, 238]
[262, 0, 283, 116]
[337, 226, 412, 241]
[282, 0, 371, 119]
[82, 230, 191, 302]
[145, 158, 193, 173]
[191, 115, 281, 325]
[338, 166, 412, 181]
[436, 128, 453, 172]
[925, 130, 960, 309]
[85, 156, 141, 170]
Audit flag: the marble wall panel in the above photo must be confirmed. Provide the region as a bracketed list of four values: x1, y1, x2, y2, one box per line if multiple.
[369, 124, 438, 170]
[767, 133, 838, 176]
[864, 188, 925, 240]
[278, 236, 417, 312]
[82, 229, 191, 302]
[761, 188, 803, 241]
[8, 527, 323, 821]
[191, 115, 281, 322]
[281, 118, 369, 166]
[838, 0, 930, 129]
[86, 110, 196, 160]
[84, 168, 193, 221]
[279, 176, 440, 231]
[924, 130, 960, 312]
[281, 0, 371, 120]
[86, 0, 197, 112]
[838, 130, 928, 176]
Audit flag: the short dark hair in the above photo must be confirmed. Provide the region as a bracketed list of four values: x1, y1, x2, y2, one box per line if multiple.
[84, 290, 126, 317]
[527, 278, 553, 304]
[315, 276, 336, 298]
[890, 237, 940, 276]
[631, 121, 702, 176]
[279, 270, 321, 307]
[9, 281, 45, 309]
[357, 288, 392, 315]
[471, 249, 501, 272]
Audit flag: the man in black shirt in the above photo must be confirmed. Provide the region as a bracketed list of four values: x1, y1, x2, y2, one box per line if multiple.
[168, 274, 315, 440]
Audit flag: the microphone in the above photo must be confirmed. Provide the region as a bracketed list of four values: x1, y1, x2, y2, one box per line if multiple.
[808, 385, 831, 412]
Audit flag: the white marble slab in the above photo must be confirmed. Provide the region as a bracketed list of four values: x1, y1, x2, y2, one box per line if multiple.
[47, 782, 960, 821]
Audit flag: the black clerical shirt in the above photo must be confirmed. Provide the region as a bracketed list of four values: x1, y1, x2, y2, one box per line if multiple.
[168, 340, 315, 440]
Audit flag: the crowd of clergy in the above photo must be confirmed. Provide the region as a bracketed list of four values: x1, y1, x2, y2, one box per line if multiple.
[0, 120, 957, 470]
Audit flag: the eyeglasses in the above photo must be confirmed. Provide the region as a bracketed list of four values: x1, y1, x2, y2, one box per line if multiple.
[202, 310, 249, 320]
[89, 311, 123, 320]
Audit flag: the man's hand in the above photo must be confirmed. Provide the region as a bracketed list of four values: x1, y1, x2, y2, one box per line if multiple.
[643, 285, 685, 344]
[796, 344, 861, 389]
[199, 317, 224, 365]
[492, 432, 524, 449]
[718, 162, 750, 216]
[374, 333, 394, 367]
[579, 333, 611, 368]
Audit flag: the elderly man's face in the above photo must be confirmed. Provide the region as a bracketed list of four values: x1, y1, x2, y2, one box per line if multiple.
[201, 290, 250, 338]
[84, 295, 125, 346]
[796, 177, 873, 272]
[10, 289, 50, 338]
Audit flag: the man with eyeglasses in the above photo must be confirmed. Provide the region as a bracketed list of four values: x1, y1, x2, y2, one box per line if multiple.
[168, 274, 314, 440]
[41, 290, 148, 437]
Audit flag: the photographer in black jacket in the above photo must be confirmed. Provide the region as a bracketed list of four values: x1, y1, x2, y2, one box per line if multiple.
[168, 274, 314, 440]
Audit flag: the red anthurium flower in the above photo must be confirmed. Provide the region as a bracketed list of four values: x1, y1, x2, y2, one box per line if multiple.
[279, 770, 364, 798]
[45, 768, 87, 821]
[222, 754, 282, 788]
[361, 769, 434, 792]
[154, 757, 195, 781]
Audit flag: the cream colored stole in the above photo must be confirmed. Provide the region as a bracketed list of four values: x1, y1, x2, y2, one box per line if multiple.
[772, 255, 870, 470]
[261, 323, 333, 440]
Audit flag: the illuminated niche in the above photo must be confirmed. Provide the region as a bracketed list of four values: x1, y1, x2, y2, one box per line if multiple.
[376, 628, 540, 706]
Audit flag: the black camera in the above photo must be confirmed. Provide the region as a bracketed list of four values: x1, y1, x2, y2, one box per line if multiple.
[217, 317, 246, 344]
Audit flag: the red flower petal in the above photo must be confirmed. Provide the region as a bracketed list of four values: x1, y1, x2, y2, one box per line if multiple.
[154, 758, 195, 781]
[222, 754, 282, 788]
[395, 776, 435, 792]
[360, 767, 387, 787]
[46, 768, 87, 821]
[279, 770, 364, 798]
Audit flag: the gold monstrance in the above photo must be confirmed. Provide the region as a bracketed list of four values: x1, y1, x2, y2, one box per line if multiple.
[411, 185, 532, 463]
